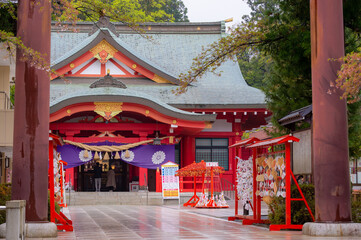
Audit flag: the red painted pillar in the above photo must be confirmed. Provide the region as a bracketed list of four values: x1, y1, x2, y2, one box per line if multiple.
[139, 167, 148, 189]
[138, 132, 149, 189]
[156, 167, 161, 192]
[48, 141, 55, 222]
[73, 167, 78, 191]
[11, 0, 51, 221]
[231, 119, 242, 182]
[310, 0, 351, 222]
[285, 142, 291, 225]
[252, 148, 258, 220]
[65, 169, 74, 190]
[181, 136, 195, 167]
[234, 147, 239, 215]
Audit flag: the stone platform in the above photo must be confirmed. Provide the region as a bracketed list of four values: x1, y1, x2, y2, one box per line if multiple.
[53, 205, 360, 240]
[66, 191, 195, 206]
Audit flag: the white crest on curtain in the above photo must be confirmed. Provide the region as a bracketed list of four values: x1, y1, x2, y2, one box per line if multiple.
[152, 151, 166, 164]
[121, 150, 135, 162]
[79, 150, 93, 162]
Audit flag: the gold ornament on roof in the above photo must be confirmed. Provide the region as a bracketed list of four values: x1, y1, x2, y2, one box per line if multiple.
[94, 102, 123, 121]
[90, 40, 118, 64]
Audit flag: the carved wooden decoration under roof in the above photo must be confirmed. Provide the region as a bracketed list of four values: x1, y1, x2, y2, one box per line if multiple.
[90, 73, 127, 89]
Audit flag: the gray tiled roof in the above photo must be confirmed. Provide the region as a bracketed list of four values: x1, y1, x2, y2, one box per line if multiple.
[50, 86, 216, 122]
[50, 22, 266, 108]
[51, 32, 97, 66]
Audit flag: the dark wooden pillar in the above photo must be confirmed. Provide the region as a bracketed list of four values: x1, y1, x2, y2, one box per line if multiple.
[310, 0, 351, 222]
[12, 0, 51, 221]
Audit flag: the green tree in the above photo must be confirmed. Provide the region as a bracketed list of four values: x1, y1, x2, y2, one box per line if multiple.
[56, 0, 188, 23]
[0, 1, 16, 35]
[0, 0, 188, 79]
[237, 50, 272, 89]
[177, 0, 361, 159]
[162, 0, 189, 22]
[247, 0, 312, 130]
[55, 0, 173, 23]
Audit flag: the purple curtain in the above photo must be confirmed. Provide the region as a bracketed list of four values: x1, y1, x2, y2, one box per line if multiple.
[57, 141, 175, 170]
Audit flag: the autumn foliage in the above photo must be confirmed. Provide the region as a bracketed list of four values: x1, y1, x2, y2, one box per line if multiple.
[337, 52, 361, 103]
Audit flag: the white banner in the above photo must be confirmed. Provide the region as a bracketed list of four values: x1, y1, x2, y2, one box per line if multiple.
[206, 162, 218, 167]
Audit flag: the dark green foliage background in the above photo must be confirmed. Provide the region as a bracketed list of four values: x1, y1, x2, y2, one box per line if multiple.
[0, 184, 61, 224]
[268, 184, 315, 225]
[268, 184, 361, 224]
[240, 0, 361, 159]
[0, 184, 12, 224]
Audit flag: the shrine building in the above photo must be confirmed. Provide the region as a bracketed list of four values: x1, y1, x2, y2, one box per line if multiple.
[49, 18, 267, 192]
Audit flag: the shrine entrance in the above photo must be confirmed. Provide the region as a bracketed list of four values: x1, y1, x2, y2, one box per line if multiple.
[78, 159, 129, 192]
[49, 91, 215, 193]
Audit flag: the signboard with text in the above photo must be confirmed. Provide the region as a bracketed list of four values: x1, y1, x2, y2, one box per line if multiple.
[161, 162, 180, 199]
[206, 162, 218, 167]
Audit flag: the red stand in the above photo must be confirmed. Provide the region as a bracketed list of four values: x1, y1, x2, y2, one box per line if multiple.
[242, 147, 268, 225]
[49, 134, 73, 231]
[245, 135, 314, 230]
[177, 161, 227, 208]
[228, 138, 259, 221]
[183, 176, 200, 207]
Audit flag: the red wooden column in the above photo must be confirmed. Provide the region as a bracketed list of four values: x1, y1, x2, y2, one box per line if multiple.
[65, 169, 74, 190]
[310, 0, 351, 222]
[48, 141, 55, 223]
[156, 167, 162, 192]
[138, 132, 148, 188]
[231, 119, 242, 185]
[285, 142, 291, 226]
[234, 147, 240, 215]
[181, 136, 195, 167]
[64, 133, 77, 190]
[11, 0, 51, 221]
[139, 167, 148, 188]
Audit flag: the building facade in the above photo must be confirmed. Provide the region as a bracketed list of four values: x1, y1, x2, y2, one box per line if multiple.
[0, 43, 15, 184]
[49, 19, 268, 192]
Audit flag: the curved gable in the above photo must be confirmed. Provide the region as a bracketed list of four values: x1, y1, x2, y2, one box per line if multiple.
[51, 29, 180, 85]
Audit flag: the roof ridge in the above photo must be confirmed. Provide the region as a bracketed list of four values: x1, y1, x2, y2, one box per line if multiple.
[51, 21, 224, 34]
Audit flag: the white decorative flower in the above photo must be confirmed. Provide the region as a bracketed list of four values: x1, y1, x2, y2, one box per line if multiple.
[152, 151, 166, 164]
[79, 150, 93, 162]
[121, 150, 135, 162]
[281, 191, 286, 198]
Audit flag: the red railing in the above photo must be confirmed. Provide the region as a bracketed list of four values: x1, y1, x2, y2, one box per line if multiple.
[179, 176, 204, 192]
[179, 175, 230, 194]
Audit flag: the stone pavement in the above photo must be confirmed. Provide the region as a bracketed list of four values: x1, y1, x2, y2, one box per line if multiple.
[53, 205, 361, 240]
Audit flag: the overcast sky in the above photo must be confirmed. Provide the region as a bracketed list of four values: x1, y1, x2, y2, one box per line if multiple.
[182, 0, 251, 26]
